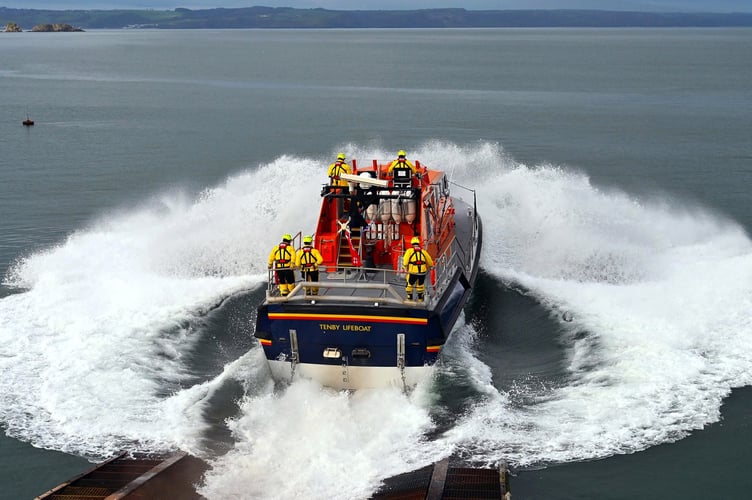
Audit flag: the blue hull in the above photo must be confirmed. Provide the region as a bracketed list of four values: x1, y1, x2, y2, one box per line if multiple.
[254, 159, 482, 390]
[255, 273, 469, 369]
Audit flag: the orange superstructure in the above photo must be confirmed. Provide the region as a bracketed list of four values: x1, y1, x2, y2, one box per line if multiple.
[313, 159, 459, 279]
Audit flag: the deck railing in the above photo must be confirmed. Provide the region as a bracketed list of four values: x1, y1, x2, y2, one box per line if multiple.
[266, 182, 479, 308]
[265, 238, 466, 308]
[266, 265, 426, 306]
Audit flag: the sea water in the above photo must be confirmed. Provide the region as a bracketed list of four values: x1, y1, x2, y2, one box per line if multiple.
[1, 28, 751, 499]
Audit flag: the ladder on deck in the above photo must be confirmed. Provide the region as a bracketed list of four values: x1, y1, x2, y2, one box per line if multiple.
[338, 227, 361, 267]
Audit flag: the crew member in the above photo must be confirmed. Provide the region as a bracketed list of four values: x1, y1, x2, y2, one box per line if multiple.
[402, 236, 434, 301]
[296, 235, 324, 296]
[388, 149, 417, 187]
[387, 149, 417, 175]
[327, 153, 351, 188]
[268, 233, 297, 296]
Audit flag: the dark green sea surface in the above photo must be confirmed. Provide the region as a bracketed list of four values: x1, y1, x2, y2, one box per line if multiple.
[1, 28, 751, 499]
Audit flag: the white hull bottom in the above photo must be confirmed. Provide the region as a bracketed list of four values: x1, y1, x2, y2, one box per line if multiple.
[268, 360, 434, 391]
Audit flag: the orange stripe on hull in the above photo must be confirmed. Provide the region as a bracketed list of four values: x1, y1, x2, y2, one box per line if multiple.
[259, 339, 272, 346]
[268, 312, 428, 325]
[426, 346, 441, 353]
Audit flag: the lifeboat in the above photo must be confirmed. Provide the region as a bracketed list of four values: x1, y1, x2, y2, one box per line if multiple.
[254, 157, 482, 391]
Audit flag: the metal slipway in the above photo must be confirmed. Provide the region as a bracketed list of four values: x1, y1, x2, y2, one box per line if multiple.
[34, 451, 208, 499]
[37, 452, 512, 499]
[373, 458, 512, 499]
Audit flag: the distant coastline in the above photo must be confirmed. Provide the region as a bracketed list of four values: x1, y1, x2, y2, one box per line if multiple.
[1, 6, 752, 30]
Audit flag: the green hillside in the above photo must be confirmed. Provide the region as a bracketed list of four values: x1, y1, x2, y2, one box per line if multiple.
[2, 6, 751, 30]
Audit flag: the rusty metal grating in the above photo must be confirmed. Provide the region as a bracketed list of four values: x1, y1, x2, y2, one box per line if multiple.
[372, 460, 508, 499]
[442, 466, 504, 499]
[48, 485, 113, 499]
[35, 452, 197, 500]
[371, 463, 433, 499]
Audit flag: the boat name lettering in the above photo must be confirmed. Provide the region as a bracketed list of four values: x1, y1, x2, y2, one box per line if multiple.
[319, 323, 372, 332]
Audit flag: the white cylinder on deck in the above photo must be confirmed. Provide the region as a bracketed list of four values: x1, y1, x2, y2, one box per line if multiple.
[391, 195, 403, 224]
[366, 204, 378, 221]
[378, 195, 392, 223]
[404, 198, 417, 224]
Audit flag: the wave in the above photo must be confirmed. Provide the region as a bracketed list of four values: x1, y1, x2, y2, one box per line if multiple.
[444, 143, 752, 467]
[0, 155, 326, 457]
[2, 141, 751, 496]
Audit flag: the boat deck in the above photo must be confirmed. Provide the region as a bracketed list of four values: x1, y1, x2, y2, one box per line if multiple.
[265, 192, 479, 310]
[266, 264, 429, 307]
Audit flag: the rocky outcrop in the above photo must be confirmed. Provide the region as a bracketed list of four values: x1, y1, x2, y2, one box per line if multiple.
[4, 22, 22, 32]
[31, 23, 84, 32]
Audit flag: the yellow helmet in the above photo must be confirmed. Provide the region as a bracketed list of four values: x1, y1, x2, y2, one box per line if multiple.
[410, 236, 420, 245]
[303, 235, 313, 245]
[282, 233, 292, 242]
[337, 153, 346, 160]
[397, 150, 406, 158]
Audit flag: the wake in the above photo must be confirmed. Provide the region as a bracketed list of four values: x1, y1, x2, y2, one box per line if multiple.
[2, 141, 751, 497]
[442, 145, 752, 467]
[0, 156, 327, 457]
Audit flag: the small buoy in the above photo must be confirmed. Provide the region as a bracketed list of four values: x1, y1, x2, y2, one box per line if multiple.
[562, 311, 573, 322]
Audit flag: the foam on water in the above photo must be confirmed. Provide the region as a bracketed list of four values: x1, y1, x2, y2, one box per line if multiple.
[198, 379, 450, 500]
[0, 155, 325, 457]
[437, 144, 752, 467]
[3, 142, 752, 494]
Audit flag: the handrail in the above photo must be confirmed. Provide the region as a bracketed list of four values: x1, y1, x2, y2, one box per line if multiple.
[265, 255, 461, 307]
[448, 179, 476, 197]
[266, 178, 478, 308]
[266, 280, 412, 306]
[446, 182, 479, 272]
